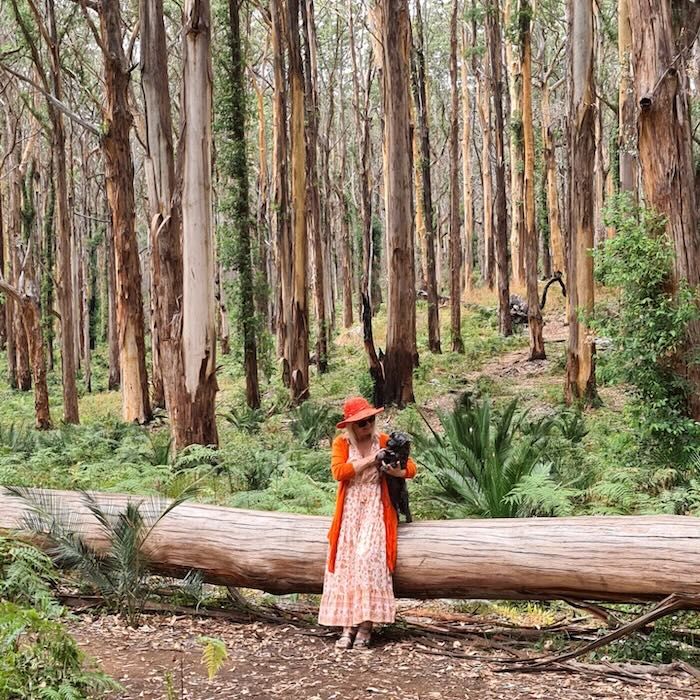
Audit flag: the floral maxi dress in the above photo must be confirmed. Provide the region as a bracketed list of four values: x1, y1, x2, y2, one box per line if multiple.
[318, 438, 396, 627]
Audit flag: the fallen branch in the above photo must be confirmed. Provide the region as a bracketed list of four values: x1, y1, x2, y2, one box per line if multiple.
[506, 593, 700, 670]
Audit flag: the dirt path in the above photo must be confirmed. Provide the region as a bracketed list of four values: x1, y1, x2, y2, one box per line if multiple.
[70, 613, 696, 699]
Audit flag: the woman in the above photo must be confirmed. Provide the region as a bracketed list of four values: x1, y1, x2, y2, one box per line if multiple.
[318, 396, 417, 649]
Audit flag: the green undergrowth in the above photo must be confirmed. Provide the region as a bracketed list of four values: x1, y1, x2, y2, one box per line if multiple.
[0, 296, 699, 520]
[0, 535, 118, 698]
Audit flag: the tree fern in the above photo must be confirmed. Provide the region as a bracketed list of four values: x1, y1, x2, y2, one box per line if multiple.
[197, 636, 228, 680]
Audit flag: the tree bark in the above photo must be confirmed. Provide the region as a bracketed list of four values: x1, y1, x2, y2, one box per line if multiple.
[448, 0, 463, 353]
[0, 280, 51, 429]
[178, 0, 219, 442]
[9, 135, 31, 392]
[411, 0, 440, 354]
[338, 101, 354, 329]
[48, 0, 79, 423]
[270, 0, 292, 387]
[227, 0, 260, 409]
[460, 25, 474, 298]
[141, 0, 218, 449]
[618, 0, 637, 197]
[4, 488, 700, 603]
[504, 0, 525, 289]
[565, 0, 597, 404]
[374, 0, 416, 407]
[105, 221, 120, 391]
[486, 0, 512, 337]
[301, 0, 328, 375]
[287, 0, 310, 404]
[521, 1, 544, 359]
[541, 80, 566, 276]
[476, 76, 493, 290]
[100, 0, 152, 424]
[629, 0, 700, 419]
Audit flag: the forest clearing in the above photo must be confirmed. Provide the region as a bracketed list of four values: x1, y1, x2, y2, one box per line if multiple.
[3, 0, 700, 697]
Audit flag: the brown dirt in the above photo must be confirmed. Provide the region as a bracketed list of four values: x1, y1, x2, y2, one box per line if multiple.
[70, 612, 697, 699]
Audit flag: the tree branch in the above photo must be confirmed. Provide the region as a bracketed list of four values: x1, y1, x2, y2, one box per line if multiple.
[0, 62, 100, 137]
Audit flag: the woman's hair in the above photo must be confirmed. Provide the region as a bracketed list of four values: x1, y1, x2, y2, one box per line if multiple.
[344, 422, 378, 450]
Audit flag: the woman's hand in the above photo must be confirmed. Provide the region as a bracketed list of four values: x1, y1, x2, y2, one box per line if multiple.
[353, 452, 380, 474]
[383, 465, 407, 478]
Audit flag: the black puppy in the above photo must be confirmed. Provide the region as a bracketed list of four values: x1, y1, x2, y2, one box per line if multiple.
[376, 431, 413, 523]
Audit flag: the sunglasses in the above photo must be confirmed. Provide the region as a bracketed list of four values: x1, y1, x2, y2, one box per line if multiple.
[355, 416, 376, 428]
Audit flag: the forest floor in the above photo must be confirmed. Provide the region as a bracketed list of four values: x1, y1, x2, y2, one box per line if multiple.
[69, 609, 699, 699]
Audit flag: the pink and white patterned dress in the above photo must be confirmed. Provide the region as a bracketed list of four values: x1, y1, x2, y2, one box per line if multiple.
[318, 437, 396, 627]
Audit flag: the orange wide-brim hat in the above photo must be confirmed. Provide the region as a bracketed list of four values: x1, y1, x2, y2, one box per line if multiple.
[336, 396, 384, 429]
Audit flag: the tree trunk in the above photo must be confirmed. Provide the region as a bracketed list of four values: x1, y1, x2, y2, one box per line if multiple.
[448, 0, 463, 353]
[22, 290, 50, 429]
[521, 2, 544, 359]
[411, 0, 440, 354]
[0, 279, 51, 429]
[301, 0, 328, 375]
[504, 0, 525, 289]
[4, 488, 700, 603]
[141, 0, 218, 449]
[178, 0, 219, 442]
[541, 81, 566, 276]
[100, 0, 152, 424]
[374, 0, 416, 407]
[227, 0, 260, 409]
[460, 25, 474, 298]
[338, 103, 354, 329]
[565, 0, 597, 404]
[252, 75, 270, 329]
[287, 0, 310, 404]
[271, 0, 293, 386]
[618, 0, 637, 197]
[10, 141, 31, 392]
[629, 0, 700, 419]
[105, 221, 120, 391]
[476, 76, 494, 290]
[486, 0, 512, 337]
[48, 0, 79, 424]
[42, 179, 55, 373]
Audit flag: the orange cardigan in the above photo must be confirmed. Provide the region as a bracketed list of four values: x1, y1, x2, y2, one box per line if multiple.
[326, 432, 417, 573]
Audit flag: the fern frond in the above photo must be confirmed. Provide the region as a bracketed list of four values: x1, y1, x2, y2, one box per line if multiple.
[197, 636, 228, 680]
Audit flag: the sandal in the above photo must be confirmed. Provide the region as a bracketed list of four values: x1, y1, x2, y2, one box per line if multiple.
[353, 623, 372, 650]
[353, 635, 371, 649]
[335, 626, 358, 650]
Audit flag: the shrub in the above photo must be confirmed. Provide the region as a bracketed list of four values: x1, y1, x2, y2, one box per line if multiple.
[290, 402, 341, 448]
[0, 537, 118, 698]
[0, 602, 118, 699]
[221, 405, 266, 434]
[8, 487, 189, 626]
[596, 195, 700, 455]
[415, 395, 575, 517]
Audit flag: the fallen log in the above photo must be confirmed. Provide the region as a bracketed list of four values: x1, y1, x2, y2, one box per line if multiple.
[1, 487, 700, 602]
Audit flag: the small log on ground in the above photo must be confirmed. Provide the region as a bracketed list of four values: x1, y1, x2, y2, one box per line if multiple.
[1, 487, 699, 602]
